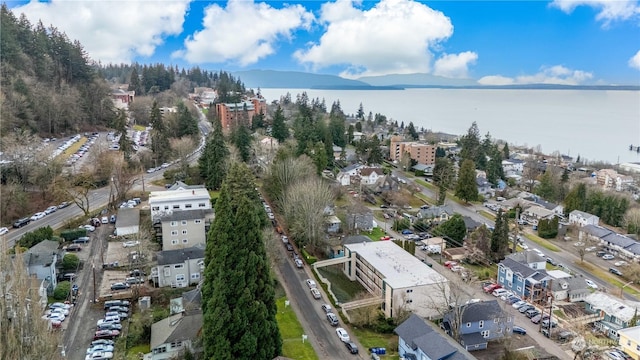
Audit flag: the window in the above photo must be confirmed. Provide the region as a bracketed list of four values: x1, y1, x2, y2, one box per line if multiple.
[171, 230, 178, 236]
[406, 289, 413, 293]
[636, 344, 640, 351]
[479, 320, 484, 328]
[152, 206, 159, 211]
[627, 340, 631, 346]
[181, 220, 187, 225]
[176, 274, 185, 282]
[170, 221, 177, 226]
[499, 277, 504, 283]
[195, 219, 202, 224]
[198, 203, 206, 208]
[171, 239, 178, 245]
[182, 230, 187, 235]
[182, 239, 188, 243]
[173, 205, 180, 209]
[191, 273, 200, 280]
[466, 322, 471, 328]
[164, 206, 169, 210]
[481, 330, 490, 338]
[170, 341, 182, 349]
[185, 204, 192, 209]
[174, 264, 184, 269]
[517, 286, 522, 292]
[163, 266, 170, 276]
[406, 299, 413, 304]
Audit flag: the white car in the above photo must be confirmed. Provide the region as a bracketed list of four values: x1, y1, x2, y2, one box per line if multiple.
[585, 279, 598, 289]
[42, 313, 65, 322]
[46, 307, 69, 316]
[122, 241, 140, 248]
[310, 288, 321, 299]
[615, 261, 628, 267]
[86, 345, 114, 354]
[101, 217, 109, 224]
[305, 279, 317, 289]
[85, 351, 114, 360]
[81, 224, 96, 232]
[31, 212, 46, 221]
[573, 242, 585, 247]
[602, 254, 615, 260]
[49, 302, 72, 310]
[336, 327, 350, 342]
[585, 246, 597, 252]
[44, 206, 58, 214]
[0, 227, 8, 236]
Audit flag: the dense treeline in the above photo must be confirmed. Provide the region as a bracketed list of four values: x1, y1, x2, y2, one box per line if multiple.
[564, 183, 629, 227]
[0, 4, 115, 135]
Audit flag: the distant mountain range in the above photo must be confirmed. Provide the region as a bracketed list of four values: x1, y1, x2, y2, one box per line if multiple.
[232, 69, 640, 91]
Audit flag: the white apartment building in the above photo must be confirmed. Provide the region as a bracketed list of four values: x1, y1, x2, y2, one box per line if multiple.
[149, 188, 211, 221]
[343, 241, 449, 319]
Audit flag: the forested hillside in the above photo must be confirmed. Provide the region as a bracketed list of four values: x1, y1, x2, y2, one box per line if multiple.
[0, 4, 116, 135]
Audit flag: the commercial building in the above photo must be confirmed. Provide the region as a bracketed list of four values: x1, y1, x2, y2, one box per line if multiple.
[343, 241, 449, 319]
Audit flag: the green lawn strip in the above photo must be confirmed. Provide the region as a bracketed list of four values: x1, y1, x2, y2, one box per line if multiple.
[414, 192, 435, 205]
[463, 262, 497, 281]
[574, 262, 640, 296]
[208, 190, 220, 201]
[523, 233, 560, 252]
[126, 344, 150, 359]
[366, 227, 387, 241]
[276, 297, 319, 360]
[132, 124, 146, 131]
[351, 327, 399, 359]
[317, 266, 367, 303]
[61, 137, 87, 157]
[478, 210, 496, 221]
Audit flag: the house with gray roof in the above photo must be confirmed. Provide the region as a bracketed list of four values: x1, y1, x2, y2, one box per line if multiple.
[601, 233, 640, 260]
[418, 205, 454, 223]
[23, 240, 60, 294]
[156, 209, 213, 250]
[549, 276, 590, 303]
[151, 245, 205, 288]
[115, 208, 140, 236]
[584, 293, 640, 339]
[442, 300, 513, 351]
[579, 224, 613, 243]
[148, 310, 202, 360]
[395, 314, 475, 360]
[167, 181, 206, 191]
[346, 211, 374, 232]
[569, 210, 599, 227]
[497, 251, 547, 300]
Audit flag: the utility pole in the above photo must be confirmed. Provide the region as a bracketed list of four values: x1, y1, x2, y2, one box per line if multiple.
[512, 208, 520, 253]
[92, 264, 96, 303]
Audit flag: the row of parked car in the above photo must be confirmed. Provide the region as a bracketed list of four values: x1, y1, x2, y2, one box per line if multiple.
[66, 133, 99, 166]
[41, 302, 73, 329]
[11, 200, 72, 230]
[87, 300, 131, 360]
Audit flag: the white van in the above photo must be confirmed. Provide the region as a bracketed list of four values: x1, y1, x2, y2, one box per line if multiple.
[492, 288, 509, 297]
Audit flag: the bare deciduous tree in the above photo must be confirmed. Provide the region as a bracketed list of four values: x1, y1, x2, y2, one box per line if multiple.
[63, 170, 95, 216]
[522, 158, 541, 192]
[264, 154, 315, 208]
[624, 207, 640, 237]
[170, 137, 196, 177]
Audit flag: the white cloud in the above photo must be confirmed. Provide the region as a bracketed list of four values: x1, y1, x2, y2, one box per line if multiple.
[12, 0, 190, 64]
[551, 0, 640, 25]
[294, 0, 458, 78]
[173, 0, 313, 66]
[630, 50, 640, 70]
[478, 65, 593, 85]
[433, 51, 478, 78]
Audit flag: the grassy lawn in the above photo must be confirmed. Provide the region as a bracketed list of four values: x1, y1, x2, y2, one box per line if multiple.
[351, 327, 399, 360]
[126, 344, 150, 359]
[414, 179, 436, 191]
[463, 262, 497, 281]
[208, 190, 220, 201]
[132, 124, 146, 131]
[523, 233, 561, 252]
[62, 137, 87, 157]
[415, 192, 435, 205]
[317, 266, 367, 303]
[276, 297, 319, 360]
[478, 210, 496, 221]
[335, 197, 349, 207]
[574, 261, 640, 296]
[366, 227, 387, 241]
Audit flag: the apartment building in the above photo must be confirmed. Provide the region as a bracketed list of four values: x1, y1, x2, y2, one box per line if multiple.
[149, 188, 212, 221]
[151, 245, 205, 288]
[389, 136, 436, 165]
[597, 169, 634, 192]
[215, 97, 267, 131]
[343, 241, 449, 319]
[156, 209, 213, 250]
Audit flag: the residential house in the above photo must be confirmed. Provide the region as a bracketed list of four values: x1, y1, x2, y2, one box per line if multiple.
[412, 164, 434, 177]
[395, 314, 475, 360]
[111, 88, 135, 108]
[325, 215, 341, 234]
[497, 251, 547, 300]
[502, 159, 525, 175]
[597, 169, 634, 192]
[584, 292, 640, 339]
[418, 205, 454, 223]
[336, 163, 364, 186]
[548, 276, 590, 303]
[342, 241, 449, 319]
[532, 197, 564, 216]
[23, 240, 60, 294]
[462, 216, 482, 233]
[578, 224, 612, 243]
[149, 188, 212, 221]
[167, 181, 205, 191]
[352, 131, 364, 142]
[476, 177, 493, 198]
[156, 209, 213, 250]
[522, 205, 555, 222]
[600, 233, 638, 260]
[359, 167, 384, 185]
[618, 326, 640, 360]
[151, 245, 205, 288]
[442, 300, 514, 351]
[346, 211, 375, 232]
[115, 208, 140, 236]
[148, 310, 202, 360]
[569, 210, 599, 227]
[332, 145, 343, 161]
[373, 175, 400, 194]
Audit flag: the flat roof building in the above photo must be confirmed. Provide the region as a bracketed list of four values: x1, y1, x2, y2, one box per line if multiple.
[343, 241, 449, 319]
[149, 188, 211, 221]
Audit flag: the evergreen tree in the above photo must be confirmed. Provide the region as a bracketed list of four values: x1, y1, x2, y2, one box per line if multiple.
[347, 124, 355, 144]
[432, 214, 467, 247]
[128, 67, 143, 95]
[407, 121, 419, 140]
[355, 121, 362, 132]
[459, 122, 481, 164]
[433, 157, 454, 205]
[271, 105, 289, 143]
[232, 125, 252, 163]
[490, 209, 509, 261]
[150, 101, 170, 163]
[202, 163, 281, 359]
[329, 114, 346, 147]
[176, 102, 199, 137]
[435, 147, 446, 158]
[357, 102, 365, 119]
[502, 143, 510, 160]
[251, 111, 265, 130]
[367, 135, 383, 165]
[564, 183, 587, 215]
[486, 146, 504, 185]
[455, 159, 478, 203]
[536, 170, 557, 201]
[199, 116, 229, 190]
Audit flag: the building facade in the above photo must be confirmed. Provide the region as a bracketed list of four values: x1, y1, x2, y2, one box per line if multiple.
[151, 245, 205, 288]
[215, 97, 267, 131]
[618, 326, 640, 360]
[157, 209, 213, 250]
[389, 136, 437, 165]
[149, 188, 212, 221]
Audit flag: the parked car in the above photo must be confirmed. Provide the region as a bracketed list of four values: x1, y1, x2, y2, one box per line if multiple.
[327, 312, 339, 326]
[322, 304, 333, 313]
[129, 269, 146, 277]
[81, 224, 96, 232]
[344, 341, 359, 354]
[531, 314, 548, 324]
[110, 215, 116, 223]
[107, 306, 129, 313]
[97, 316, 120, 326]
[336, 327, 350, 342]
[30, 212, 46, 221]
[512, 300, 527, 309]
[546, 257, 558, 266]
[101, 216, 109, 224]
[45, 206, 58, 214]
[541, 318, 558, 328]
[85, 351, 114, 360]
[603, 254, 615, 260]
[286, 243, 294, 251]
[93, 330, 120, 340]
[58, 201, 71, 209]
[596, 251, 607, 257]
[125, 277, 144, 285]
[13, 217, 31, 228]
[609, 267, 624, 276]
[310, 288, 321, 300]
[525, 309, 540, 318]
[518, 304, 535, 313]
[90, 340, 114, 347]
[110, 282, 130, 291]
[122, 241, 140, 248]
[585, 279, 598, 289]
[492, 289, 509, 297]
[512, 326, 527, 335]
[105, 311, 128, 320]
[305, 279, 317, 289]
[96, 323, 123, 331]
[0, 227, 8, 235]
[103, 300, 130, 309]
[615, 261, 629, 267]
[73, 237, 91, 244]
[86, 344, 114, 354]
[483, 283, 502, 293]
[294, 259, 304, 268]
[49, 302, 72, 310]
[66, 244, 82, 252]
[585, 246, 597, 252]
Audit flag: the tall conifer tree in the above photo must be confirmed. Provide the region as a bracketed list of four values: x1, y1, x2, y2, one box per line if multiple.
[199, 116, 229, 190]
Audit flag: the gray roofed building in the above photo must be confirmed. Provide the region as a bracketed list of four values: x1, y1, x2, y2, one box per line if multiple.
[149, 310, 202, 360]
[157, 245, 205, 266]
[549, 276, 590, 302]
[395, 314, 475, 360]
[462, 216, 481, 231]
[23, 240, 60, 294]
[507, 250, 546, 265]
[458, 300, 504, 323]
[418, 205, 454, 221]
[167, 181, 206, 191]
[442, 300, 513, 351]
[625, 243, 640, 256]
[499, 258, 538, 278]
[580, 224, 612, 239]
[602, 233, 637, 248]
[346, 211, 374, 232]
[115, 208, 140, 236]
[157, 209, 213, 222]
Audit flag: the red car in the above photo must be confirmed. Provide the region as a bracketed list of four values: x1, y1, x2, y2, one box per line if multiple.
[444, 261, 458, 269]
[94, 330, 120, 340]
[483, 283, 502, 293]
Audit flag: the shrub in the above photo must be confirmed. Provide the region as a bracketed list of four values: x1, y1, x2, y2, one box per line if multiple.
[18, 226, 55, 248]
[53, 281, 71, 300]
[61, 254, 80, 271]
[60, 228, 87, 241]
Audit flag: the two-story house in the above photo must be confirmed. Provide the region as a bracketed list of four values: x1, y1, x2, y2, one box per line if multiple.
[23, 240, 60, 294]
[151, 245, 205, 288]
[336, 163, 364, 186]
[548, 276, 590, 303]
[618, 326, 640, 360]
[156, 209, 213, 250]
[601, 233, 638, 259]
[585, 293, 640, 339]
[395, 314, 475, 360]
[442, 300, 514, 351]
[418, 205, 454, 223]
[359, 167, 384, 185]
[346, 211, 375, 232]
[578, 224, 612, 243]
[569, 210, 599, 227]
[325, 215, 341, 234]
[497, 251, 547, 300]
[502, 159, 525, 175]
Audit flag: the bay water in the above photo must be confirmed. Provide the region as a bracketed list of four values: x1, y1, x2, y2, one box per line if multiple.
[260, 88, 640, 165]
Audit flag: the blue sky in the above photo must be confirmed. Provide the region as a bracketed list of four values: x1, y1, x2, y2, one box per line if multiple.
[7, 0, 640, 85]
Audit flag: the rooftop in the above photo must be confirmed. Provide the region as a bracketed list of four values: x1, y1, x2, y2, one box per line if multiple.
[345, 241, 447, 289]
[149, 188, 211, 202]
[150, 310, 203, 349]
[158, 209, 213, 222]
[585, 293, 640, 323]
[157, 244, 205, 265]
[394, 314, 475, 360]
[618, 325, 640, 341]
[116, 208, 140, 228]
